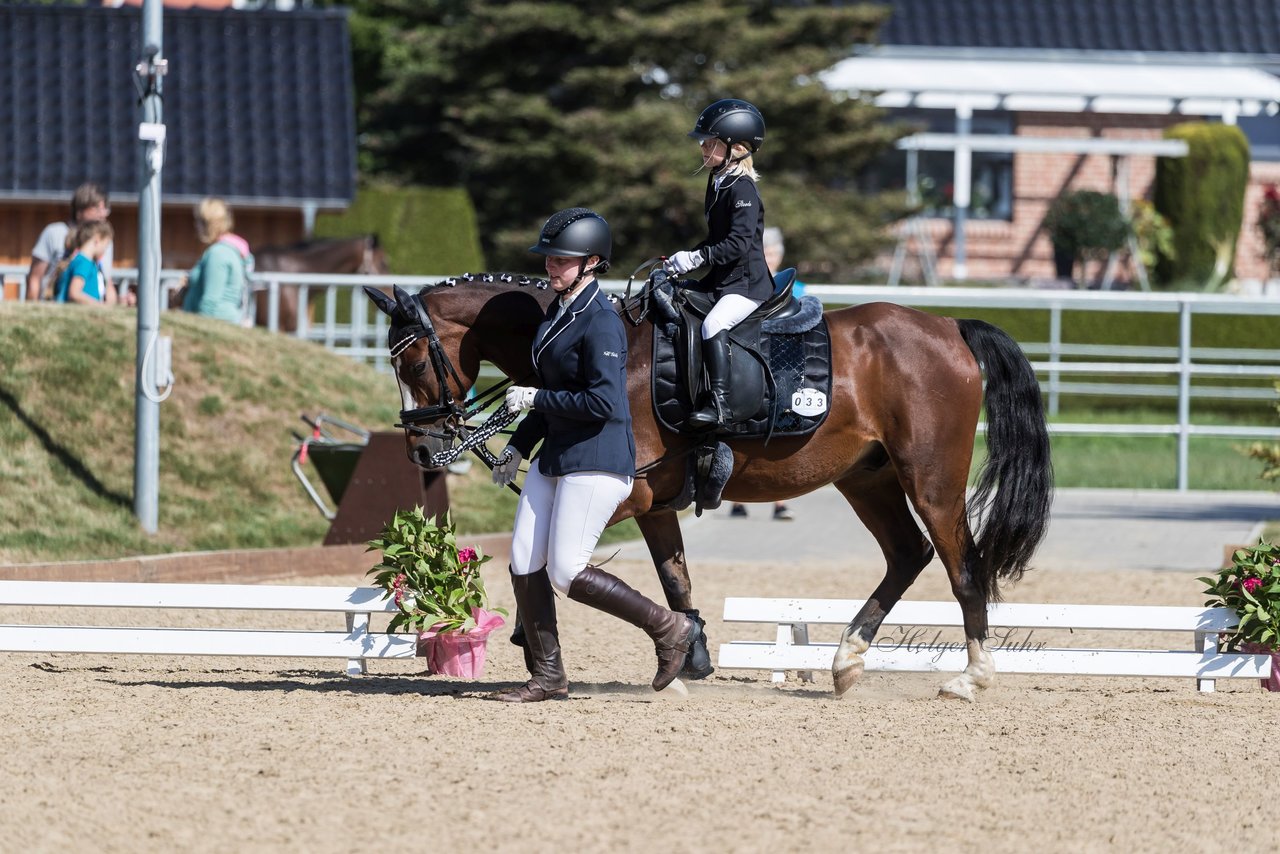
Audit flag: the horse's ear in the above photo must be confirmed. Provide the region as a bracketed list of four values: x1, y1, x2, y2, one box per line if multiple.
[391, 284, 414, 314]
[364, 285, 396, 318]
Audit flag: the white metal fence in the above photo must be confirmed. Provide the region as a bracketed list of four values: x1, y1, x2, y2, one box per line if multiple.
[5, 265, 1280, 490]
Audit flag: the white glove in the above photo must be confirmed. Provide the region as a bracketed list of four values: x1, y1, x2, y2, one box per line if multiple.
[492, 447, 523, 486]
[504, 386, 537, 415]
[664, 249, 704, 276]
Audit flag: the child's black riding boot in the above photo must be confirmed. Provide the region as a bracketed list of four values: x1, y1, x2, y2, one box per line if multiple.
[688, 330, 731, 430]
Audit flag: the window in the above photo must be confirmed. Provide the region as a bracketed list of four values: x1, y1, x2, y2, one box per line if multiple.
[1239, 113, 1280, 162]
[861, 109, 1015, 221]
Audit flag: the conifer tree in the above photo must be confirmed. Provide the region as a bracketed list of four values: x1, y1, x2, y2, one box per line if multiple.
[334, 0, 909, 280]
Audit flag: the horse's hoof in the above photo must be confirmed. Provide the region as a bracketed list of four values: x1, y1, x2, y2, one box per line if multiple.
[938, 676, 976, 702]
[681, 632, 714, 680]
[831, 635, 870, 698]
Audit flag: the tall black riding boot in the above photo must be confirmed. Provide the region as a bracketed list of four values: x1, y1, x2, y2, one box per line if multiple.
[492, 569, 568, 702]
[687, 330, 731, 430]
[567, 565, 698, 691]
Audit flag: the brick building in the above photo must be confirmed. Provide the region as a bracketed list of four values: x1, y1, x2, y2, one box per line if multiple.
[828, 0, 1280, 285]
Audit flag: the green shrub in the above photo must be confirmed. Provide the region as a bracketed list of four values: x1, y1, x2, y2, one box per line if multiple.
[1043, 190, 1130, 284]
[315, 183, 485, 275]
[1153, 122, 1250, 290]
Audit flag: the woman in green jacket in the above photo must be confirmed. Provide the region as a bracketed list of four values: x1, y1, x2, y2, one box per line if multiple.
[182, 197, 252, 324]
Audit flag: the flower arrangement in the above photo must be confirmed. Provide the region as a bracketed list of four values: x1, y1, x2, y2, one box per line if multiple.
[366, 507, 505, 635]
[1200, 539, 1280, 651]
[1256, 183, 1280, 277]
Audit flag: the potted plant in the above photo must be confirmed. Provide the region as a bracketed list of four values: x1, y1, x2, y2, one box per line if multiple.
[367, 507, 506, 678]
[1199, 539, 1280, 691]
[1043, 189, 1131, 286]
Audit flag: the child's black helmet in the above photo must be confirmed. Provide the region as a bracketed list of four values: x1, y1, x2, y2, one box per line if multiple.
[688, 99, 766, 152]
[529, 207, 612, 262]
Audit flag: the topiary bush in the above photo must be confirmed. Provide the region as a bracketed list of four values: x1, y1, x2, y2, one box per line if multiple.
[315, 183, 485, 275]
[1043, 189, 1130, 285]
[1153, 122, 1250, 290]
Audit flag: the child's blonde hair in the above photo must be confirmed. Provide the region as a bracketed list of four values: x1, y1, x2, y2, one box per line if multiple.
[194, 197, 234, 244]
[728, 142, 760, 181]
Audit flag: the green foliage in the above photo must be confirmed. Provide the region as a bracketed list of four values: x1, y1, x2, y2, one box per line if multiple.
[323, 0, 910, 280]
[314, 183, 485, 274]
[1200, 540, 1280, 650]
[1242, 382, 1280, 483]
[365, 508, 503, 633]
[1043, 190, 1130, 286]
[1153, 122, 1251, 290]
[1128, 199, 1176, 277]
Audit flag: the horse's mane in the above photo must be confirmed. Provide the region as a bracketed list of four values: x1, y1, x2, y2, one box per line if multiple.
[418, 271, 550, 293]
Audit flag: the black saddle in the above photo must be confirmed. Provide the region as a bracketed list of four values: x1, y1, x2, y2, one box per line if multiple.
[650, 268, 832, 440]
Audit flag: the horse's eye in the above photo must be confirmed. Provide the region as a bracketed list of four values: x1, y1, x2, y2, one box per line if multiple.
[410, 361, 428, 377]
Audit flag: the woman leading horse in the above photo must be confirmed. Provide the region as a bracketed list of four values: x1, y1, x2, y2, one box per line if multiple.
[365, 262, 1052, 702]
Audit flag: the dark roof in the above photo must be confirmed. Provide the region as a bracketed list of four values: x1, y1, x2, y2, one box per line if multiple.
[876, 0, 1280, 57]
[0, 4, 356, 208]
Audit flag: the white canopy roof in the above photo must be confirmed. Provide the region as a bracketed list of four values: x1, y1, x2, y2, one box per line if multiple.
[821, 55, 1280, 119]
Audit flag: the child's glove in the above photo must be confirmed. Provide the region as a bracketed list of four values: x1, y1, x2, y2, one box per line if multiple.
[664, 249, 704, 276]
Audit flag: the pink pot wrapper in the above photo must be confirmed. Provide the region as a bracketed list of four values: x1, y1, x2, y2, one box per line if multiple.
[416, 608, 506, 679]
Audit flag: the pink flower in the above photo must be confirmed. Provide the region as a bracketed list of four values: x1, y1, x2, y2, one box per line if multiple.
[458, 547, 478, 565]
[1242, 577, 1263, 593]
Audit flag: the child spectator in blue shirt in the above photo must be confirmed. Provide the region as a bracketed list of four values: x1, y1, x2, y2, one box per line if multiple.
[55, 221, 116, 306]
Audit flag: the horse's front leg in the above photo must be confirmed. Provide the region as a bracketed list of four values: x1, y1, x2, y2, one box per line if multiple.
[635, 509, 713, 679]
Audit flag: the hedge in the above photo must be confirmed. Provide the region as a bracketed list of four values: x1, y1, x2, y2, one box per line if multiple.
[1153, 122, 1250, 289]
[314, 184, 485, 275]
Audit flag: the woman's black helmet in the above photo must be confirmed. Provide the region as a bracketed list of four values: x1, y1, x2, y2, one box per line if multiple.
[688, 98, 765, 152]
[529, 207, 612, 264]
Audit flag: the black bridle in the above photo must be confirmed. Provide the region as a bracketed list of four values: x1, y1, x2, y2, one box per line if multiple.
[386, 281, 533, 476]
[390, 288, 474, 435]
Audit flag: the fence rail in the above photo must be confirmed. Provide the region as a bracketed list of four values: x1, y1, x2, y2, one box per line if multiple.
[5, 265, 1279, 490]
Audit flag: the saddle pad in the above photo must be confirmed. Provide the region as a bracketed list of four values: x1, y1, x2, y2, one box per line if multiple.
[651, 311, 833, 440]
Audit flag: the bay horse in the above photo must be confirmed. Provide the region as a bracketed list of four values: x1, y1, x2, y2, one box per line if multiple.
[365, 274, 1052, 701]
[254, 235, 388, 332]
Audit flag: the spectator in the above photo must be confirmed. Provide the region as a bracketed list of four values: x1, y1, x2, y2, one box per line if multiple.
[731, 226, 807, 522]
[54, 221, 116, 306]
[26, 183, 114, 302]
[182, 198, 253, 324]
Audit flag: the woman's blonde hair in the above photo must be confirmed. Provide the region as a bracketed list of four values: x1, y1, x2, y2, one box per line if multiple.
[194, 197, 234, 244]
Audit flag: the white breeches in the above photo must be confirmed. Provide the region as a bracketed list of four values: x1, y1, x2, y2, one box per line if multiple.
[510, 466, 634, 593]
[701, 293, 761, 339]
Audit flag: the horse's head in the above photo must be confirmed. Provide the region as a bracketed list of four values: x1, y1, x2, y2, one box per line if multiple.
[358, 235, 390, 276]
[365, 284, 474, 469]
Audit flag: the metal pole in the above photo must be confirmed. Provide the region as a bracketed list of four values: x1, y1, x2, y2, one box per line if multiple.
[952, 101, 972, 280]
[1048, 304, 1061, 417]
[134, 0, 165, 534]
[1177, 300, 1192, 492]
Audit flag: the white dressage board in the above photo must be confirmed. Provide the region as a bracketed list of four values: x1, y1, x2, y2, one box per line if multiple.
[0, 580, 415, 676]
[717, 597, 1272, 692]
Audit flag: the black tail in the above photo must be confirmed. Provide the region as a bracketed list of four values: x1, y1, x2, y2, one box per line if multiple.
[957, 319, 1053, 600]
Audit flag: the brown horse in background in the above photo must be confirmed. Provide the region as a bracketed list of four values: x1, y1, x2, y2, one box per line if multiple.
[366, 275, 1053, 701]
[253, 235, 388, 332]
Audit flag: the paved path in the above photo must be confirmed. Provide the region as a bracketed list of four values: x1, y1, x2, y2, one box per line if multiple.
[608, 487, 1280, 572]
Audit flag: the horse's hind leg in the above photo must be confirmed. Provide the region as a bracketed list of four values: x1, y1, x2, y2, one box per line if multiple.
[830, 469, 936, 698]
[635, 509, 713, 679]
[901, 465, 994, 702]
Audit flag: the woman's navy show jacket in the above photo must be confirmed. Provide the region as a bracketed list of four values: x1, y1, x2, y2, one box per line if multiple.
[508, 280, 636, 478]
